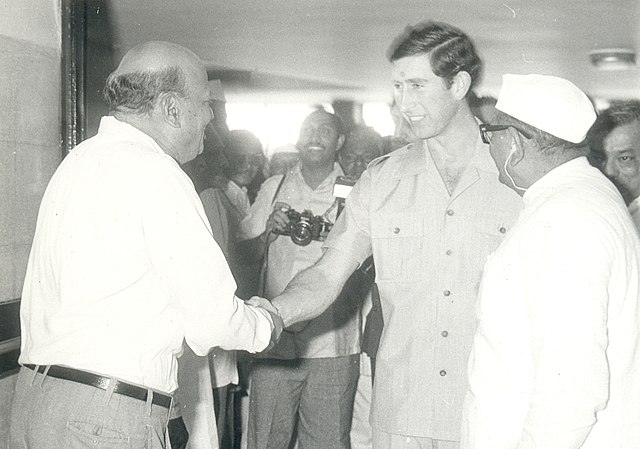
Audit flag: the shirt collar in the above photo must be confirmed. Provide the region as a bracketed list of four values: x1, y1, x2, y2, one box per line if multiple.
[291, 161, 344, 189]
[98, 116, 168, 158]
[523, 156, 590, 207]
[392, 123, 496, 180]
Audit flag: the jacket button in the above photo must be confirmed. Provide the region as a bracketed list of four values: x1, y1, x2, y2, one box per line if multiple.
[446, 209, 454, 216]
[441, 330, 449, 337]
[439, 370, 447, 376]
[393, 227, 400, 234]
[443, 290, 451, 297]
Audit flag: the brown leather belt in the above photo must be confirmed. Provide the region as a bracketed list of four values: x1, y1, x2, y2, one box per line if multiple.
[24, 364, 172, 408]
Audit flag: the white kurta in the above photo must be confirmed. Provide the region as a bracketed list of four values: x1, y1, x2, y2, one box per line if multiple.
[20, 116, 274, 393]
[463, 157, 640, 449]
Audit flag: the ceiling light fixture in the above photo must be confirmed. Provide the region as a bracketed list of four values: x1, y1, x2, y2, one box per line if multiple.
[589, 48, 636, 71]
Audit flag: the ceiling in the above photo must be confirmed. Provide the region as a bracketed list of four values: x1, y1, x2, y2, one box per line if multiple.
[102, 0, 640, 104]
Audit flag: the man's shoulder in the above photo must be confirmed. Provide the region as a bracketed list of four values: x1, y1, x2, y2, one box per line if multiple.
[370, 142, 418, 166]
[364, 141, 425, 182]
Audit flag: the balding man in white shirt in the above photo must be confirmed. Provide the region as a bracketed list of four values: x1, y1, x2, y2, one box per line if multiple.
[9, 41, 282, 449]
[462, 74, 640, 449]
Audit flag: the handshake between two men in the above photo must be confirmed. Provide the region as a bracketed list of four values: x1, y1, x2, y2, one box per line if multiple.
[245, 296, 285, 352]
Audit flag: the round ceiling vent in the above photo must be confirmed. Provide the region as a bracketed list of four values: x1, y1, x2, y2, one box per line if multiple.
[589, 48, 636, 70]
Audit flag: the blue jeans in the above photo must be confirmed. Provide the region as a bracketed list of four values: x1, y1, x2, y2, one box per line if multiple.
[247, 355, 359, 449]
[8, 366, 171, 449]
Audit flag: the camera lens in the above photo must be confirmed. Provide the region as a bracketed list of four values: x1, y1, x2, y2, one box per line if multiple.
[291, 221, 313, 246]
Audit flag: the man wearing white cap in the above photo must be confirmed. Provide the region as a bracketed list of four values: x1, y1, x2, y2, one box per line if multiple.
[461, 74, 640, 449]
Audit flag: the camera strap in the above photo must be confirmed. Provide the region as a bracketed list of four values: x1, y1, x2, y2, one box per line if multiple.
[270, 174, 287, 205]
[322, 198, 341, 223]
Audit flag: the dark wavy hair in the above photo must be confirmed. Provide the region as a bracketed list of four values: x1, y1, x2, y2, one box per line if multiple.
[103, 66, 187, 114]
[388, 21, 483, 91]
[587, 100, 640, 154]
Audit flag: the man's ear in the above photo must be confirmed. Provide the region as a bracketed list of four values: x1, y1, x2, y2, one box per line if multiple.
[336, 134, 346, 152]
[159, 93, 182, 128]
[451, 71, 471, 100]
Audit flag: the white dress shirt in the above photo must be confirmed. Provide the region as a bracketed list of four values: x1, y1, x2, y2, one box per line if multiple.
[463, 157, 640, 449]
[20, 116, 274, 393]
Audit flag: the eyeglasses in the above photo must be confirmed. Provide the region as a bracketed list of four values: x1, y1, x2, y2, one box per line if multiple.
[479, 124, 532, 145]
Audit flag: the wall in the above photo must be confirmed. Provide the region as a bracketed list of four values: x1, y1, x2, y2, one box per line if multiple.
[0, 0, 61, 446]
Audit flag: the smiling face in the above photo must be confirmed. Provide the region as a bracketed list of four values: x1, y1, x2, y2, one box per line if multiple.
[296, 111, 344, 168]
[602, 121, 640, 203]
[391, 54, 460, 140]
[176, 65, 215, 163]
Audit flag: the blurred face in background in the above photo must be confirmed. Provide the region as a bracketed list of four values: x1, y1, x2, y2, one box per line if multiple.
[230, 152, 264, 187]
[226, 130, 265, 187]
[339, 129, 384, 179]
[602, 121, 640, 203]
[198, 122, 230, 190]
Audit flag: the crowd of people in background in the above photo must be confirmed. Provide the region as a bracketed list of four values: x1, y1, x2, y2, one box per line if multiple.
[8, 17, 640, 449]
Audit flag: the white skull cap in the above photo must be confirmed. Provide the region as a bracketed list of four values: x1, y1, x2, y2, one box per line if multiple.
[496, 74, 596, 143]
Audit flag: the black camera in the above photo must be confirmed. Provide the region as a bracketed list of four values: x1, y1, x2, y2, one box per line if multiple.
[274, 209, 333, 246]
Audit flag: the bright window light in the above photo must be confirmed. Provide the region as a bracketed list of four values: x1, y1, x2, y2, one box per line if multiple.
[362, 102, 395, 137]
[226, 103, 334, 158]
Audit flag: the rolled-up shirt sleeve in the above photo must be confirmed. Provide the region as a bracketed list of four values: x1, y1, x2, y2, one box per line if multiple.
[142, 159, 274, 355]
[237, 175, 282, 241]
[323, 167, 373, 266]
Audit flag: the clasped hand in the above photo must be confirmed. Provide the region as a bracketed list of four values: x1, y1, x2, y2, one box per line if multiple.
[246, 296, 284, 351]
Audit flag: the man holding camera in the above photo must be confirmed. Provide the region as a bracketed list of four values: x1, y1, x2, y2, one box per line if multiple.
[238, 110, 361, 449]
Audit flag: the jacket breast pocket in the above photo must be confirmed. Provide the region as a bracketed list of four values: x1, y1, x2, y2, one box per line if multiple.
[474, 213, 511, 258]
[371, 213, 425, 283]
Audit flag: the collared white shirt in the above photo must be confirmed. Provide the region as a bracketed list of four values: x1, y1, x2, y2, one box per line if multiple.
[463, 157, 640, 449]
[324, 138, 523, 440]
[20, 116, 274, 393]
[238, 162, 361, 359]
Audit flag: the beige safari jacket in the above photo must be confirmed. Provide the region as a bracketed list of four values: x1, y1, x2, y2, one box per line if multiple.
[324, 137, 523, 440]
